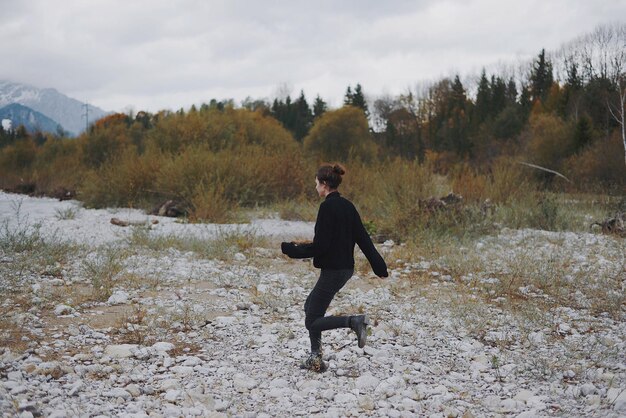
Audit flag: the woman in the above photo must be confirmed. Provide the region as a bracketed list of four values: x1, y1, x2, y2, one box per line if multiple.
[281, 163, 388, 372]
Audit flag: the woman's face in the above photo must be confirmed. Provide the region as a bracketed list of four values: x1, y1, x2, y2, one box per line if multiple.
[315, 177, 328, 197]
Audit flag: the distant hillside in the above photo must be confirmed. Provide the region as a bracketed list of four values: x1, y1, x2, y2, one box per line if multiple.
[0, 80, 108, 136]
[0, 103, 62, 134]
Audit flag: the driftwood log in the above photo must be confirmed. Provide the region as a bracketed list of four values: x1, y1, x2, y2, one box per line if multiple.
[110, 218, 159, 227]
[419, 193, 464, 213]
[590, 213, 626, 237]
[150, 200, 185, 217]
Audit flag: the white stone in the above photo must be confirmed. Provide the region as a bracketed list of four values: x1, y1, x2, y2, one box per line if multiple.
[358, 395, 375, 411]
[170, 366, 194, 375]
[234, 252, 246, 261]
[54, 304, 74, 316]
[501, 399, 522, 412]
[514, 390, 534, 402]
[214, 316, 237, 326]
[528, 331, 545, 344]
[214, 400, 229, 411]
[257, 346, 272, 355]
[103, 388, 131, 400]
[104, 344, 138, 359]
[355, 373, 380, 391]
[609, 388, 626, 412]
[181, 356, 202, 366]
[579, 383, 597, 396]
[125, 384, 141, 397]
[107, 290, 129, 305]
[7, 371, 23, 381]
[164, 389, 181, 402]
[152, 341, 175, 353]
[269, 378, 289, 388]
[10, 385, 28, 395]
[401, 397, 419, 411]
[68, 380, 83, 396]
[160, 379, 179, 391]
[233, 373, 258, 392]
[334, 392, 357, 403]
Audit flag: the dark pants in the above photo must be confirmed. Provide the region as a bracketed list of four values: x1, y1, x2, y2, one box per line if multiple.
[304, 269, 354, 353]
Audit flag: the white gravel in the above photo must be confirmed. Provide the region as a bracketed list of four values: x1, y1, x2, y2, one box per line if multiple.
[0, 191, 624, 417]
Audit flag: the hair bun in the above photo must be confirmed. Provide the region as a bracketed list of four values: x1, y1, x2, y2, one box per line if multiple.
[332, 164, 346, 176]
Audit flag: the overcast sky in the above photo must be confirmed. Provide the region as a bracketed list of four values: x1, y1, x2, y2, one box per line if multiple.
[1, 0, 625, 112]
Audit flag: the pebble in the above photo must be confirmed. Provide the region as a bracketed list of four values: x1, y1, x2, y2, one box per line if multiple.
[107, 290, 130, 305]
[54, 304, 74, 316]
[104, 344, 138, 359]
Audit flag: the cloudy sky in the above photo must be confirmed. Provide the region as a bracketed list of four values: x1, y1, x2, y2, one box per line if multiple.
[1, 0, 625, 112]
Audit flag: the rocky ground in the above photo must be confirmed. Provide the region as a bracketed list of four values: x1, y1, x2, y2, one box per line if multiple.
[0, 192, 625, 417]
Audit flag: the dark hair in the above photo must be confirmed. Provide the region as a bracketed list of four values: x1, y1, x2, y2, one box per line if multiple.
[316, 163, 346, 189]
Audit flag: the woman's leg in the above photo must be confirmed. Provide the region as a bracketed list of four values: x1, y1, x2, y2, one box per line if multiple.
[304, 269, 353, 353]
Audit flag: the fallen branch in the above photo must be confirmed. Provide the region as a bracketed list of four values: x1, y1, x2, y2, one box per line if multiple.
[518, 162, 572, 183]
[110, 218, 159, 227]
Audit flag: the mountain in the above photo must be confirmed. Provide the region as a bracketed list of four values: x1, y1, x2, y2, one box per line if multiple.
[0, 80, 108, 136]
[0, 103, 62, 134]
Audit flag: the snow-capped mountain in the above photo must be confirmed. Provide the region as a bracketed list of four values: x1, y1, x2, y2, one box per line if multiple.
[0, 80, 108, 136]
[0, 103, 63, 134]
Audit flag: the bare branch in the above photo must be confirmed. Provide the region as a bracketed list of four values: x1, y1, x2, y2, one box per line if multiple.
[518, 162, 572, 183]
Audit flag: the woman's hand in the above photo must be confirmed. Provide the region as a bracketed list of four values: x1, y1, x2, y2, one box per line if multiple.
[281, 242, 295, 255]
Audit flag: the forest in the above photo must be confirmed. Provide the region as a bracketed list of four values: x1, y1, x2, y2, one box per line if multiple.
[0, 23, 624, 242]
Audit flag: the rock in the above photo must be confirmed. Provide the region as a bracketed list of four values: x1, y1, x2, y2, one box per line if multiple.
[67, 380, 83, 396]
[160, 379, 179, 392]
[233, 373, 258, 392]
[514, 389, 534, 402]
[104, 344, 138, 359]
[180, 356, 202, 366]
[269, 378, 289, 388]
[257, 346, 272, 355]
[103, 388, 131, 400]
[10, 385, 28, 395]
[358, 395, 375, 410]
[152, 341, 175, 353]
[131, 346, 154, 360]
[164, 389, 182, 402]
[501, 399, 523, 412]
[125, 384, 141, 397]
[234, 252, 247, 262]
[170, 366, 194, 375]
[355, 373, 380, 391]
[215, 400, 229, 411]
[609, 388, 626, 412]
[443, 406, 460, 417]
[107, 290, 129, 305]
[7, 371, 23, 381]
[578, 383, 597, 396]
[214, 316, 237, 327]
[54, 304, 74, 316]
[334, 393, 357, 403]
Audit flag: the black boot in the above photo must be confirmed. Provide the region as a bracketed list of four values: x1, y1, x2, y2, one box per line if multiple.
[300, 351, 328, 373]
[350, 315, 369, 348]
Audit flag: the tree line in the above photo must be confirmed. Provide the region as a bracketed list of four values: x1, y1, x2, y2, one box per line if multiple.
[1, 23, 624, 195]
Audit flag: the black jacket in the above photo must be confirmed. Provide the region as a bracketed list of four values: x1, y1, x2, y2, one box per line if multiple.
[281, 192, 388, 277]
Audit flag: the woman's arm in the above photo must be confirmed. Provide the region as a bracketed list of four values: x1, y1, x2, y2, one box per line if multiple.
[354, 210, 388, 277]
[281, 202, 333, 259]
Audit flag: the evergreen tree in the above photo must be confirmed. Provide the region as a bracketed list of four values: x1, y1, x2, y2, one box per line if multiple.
[505, 78, 518, 106]
[474, 70, 491, 124]
[530, 49, 554, 103]
[572, 114, 594, 152]
[490, 76, 507, 115]
[270, 92, 314, 141]
[293, 90, 313, 141]
[313, 95, 327, 119]
[344, 83, 369, 118]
